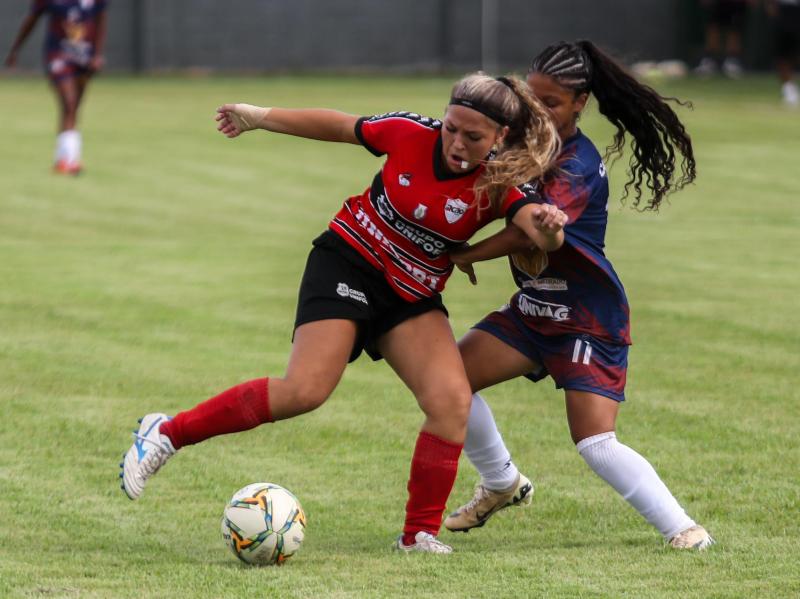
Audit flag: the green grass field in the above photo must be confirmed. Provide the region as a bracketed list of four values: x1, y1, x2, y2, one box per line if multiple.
[1, 74, 798, 598]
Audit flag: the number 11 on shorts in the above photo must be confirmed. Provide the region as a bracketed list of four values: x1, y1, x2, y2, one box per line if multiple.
[571, 339, 592, 365]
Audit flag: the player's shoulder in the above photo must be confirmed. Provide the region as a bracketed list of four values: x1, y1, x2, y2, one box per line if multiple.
[515, 180, 543, 201]
[364, 111, 442, 131]
[559, 130, 605, 179]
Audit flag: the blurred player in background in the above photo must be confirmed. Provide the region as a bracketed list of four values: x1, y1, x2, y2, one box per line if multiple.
[766, 0, 800, 105]
[5, 0, 108, 175]
[120, 73, 568, 554]
[694, 0, 755, 77]
[444, 41, 715, 550]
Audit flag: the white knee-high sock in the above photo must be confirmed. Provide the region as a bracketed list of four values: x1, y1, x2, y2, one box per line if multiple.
[55, 130, 81, 164]
[576, 431, 695, 539]
[64, 129, 81, 164]
[55, 131, 69, 162]
[464, 393, 519, 491]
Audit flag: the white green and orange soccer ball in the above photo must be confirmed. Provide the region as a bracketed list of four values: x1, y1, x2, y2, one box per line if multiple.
[221, 483, 306, 566]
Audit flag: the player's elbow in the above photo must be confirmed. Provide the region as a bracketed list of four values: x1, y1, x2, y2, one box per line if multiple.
[538, 231, 564, 252]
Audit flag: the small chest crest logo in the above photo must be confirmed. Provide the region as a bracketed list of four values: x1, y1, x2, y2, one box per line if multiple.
[399, 173, 412, 187]
[413, 204, 427, 220]
[444, 198, 469, 224]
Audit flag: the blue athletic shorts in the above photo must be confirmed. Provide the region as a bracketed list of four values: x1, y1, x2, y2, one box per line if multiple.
[473, 305, 628, 402]
[45, 53, 93, 82]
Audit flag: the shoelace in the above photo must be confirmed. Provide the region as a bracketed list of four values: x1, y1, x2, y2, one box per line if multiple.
[462, 484, 492, 514]
[132, 432, 173, 477]
[414, 533, 451, 553]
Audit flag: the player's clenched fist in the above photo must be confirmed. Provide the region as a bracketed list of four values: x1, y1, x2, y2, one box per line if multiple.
[215, 103, 272, 137]
[532, 203, 568, 233]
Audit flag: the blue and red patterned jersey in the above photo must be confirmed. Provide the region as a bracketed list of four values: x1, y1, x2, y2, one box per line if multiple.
[330, 112, 539, 302]
[508, 129, 631, 344]
[31, 0, 107, 65]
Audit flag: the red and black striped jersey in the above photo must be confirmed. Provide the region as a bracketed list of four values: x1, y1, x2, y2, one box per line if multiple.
[329, 112, 538, 302]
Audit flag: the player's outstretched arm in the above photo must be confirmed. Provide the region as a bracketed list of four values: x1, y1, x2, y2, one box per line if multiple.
[5, 13, 40, 68]
[215, 104, 360, 144]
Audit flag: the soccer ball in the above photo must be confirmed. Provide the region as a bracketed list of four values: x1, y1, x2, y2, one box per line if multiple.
[221, 482, 306, 566]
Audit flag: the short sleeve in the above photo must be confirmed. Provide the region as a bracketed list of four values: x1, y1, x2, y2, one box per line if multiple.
[355, 111, 441, 158]
[502, 181, 544, 221]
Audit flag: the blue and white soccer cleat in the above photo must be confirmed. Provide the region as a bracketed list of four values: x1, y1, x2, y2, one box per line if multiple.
[120, 413, 176, 500]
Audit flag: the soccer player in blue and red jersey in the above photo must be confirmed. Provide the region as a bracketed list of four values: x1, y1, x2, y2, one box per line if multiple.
[5, 0, 108, 174]
[119, 73, 569, 554]
[443, 41, 715, 550]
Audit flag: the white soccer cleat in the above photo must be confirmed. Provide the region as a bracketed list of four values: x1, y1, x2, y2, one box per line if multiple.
[120, 413, 176, 500]
[394, 531, 453, 554]
[444, 473, 534, 532]
[668, 525, 715, 550]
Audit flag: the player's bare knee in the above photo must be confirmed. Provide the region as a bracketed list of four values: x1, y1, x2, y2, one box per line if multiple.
[419, 386, 471, 427]
[284, 378, 333, 414]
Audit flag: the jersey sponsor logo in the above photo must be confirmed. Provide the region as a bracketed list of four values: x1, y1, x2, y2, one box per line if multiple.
[336, 282, 368, 305]
[367, 111, 442, 130]
[370, 190, 451, 259]
[511, 248, 548, 278]
[352, 208, 444, 289]
[413, 204, 427, 220]
[521, 277, 568, 291]
[399, 173, 412, 187]
[375, 193, 395, 221]
[393, 219, 448, 257]
[444, 198, 468, 224]
[517, 295, 570, 321]
[519, 181, 540, 194]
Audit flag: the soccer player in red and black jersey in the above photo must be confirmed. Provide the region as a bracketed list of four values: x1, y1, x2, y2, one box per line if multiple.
[443, 41, 714, 550]
[119, 73, 568, 553]
[5, 0, 108, 175]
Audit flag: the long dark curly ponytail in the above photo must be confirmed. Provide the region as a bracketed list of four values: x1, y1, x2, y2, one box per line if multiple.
[531, 40, 696, 210]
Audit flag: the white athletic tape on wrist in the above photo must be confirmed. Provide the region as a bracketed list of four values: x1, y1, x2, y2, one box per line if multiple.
[229, 104, 271, 131]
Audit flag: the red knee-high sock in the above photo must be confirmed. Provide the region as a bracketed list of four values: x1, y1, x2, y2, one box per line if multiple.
[159, 378, 272, 450]
[402, 431, 463, 544]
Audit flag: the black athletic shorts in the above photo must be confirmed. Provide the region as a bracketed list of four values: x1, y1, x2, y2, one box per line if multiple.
[707, 0, 748, 29]
[294, 230, 448, 362]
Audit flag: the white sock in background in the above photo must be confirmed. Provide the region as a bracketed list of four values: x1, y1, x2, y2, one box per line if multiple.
[465, 393, 519, 491]
[576, 431, 695, 539]
[62, 129, 82, 165]
[54, 131, 70, 163]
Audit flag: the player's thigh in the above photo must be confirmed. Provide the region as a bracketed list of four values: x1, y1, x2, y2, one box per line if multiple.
[564, 390, 619, 444]
[378, 310, 471, 418]
[282, 319, 357, 401]
[75, 72, 92, 102]
[52, 75, 79, 109]
[459, 328, 540, 393]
